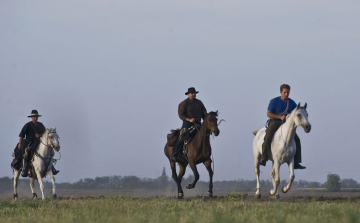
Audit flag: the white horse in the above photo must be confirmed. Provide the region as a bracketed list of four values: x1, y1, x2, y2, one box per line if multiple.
[13, 127, 60, 200]
[252, 103, 311, 199]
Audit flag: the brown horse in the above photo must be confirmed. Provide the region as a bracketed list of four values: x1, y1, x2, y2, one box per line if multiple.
[164, 111, 220, 199]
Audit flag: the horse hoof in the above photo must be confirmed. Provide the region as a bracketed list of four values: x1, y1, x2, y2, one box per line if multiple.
[178, 193, 184, 199]
[275, 194, 280, 199]
[208, 192, 213, 197]
[53, 194, 57, 199]
[32, 193, 37, 199]
[255, 194, 261, 199]
[186, 184, 192, 189]
[13, 194, 18, 200]
[281, 187, 288, 193]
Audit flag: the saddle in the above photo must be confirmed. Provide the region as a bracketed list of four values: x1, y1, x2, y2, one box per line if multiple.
[167, 129, 180, 147]
[167, 127, 196, 147]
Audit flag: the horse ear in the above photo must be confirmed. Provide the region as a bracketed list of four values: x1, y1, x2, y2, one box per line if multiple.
[296, 103, 301, 109]
[303, 103, 307, 110]
[216, 110, 218, 115]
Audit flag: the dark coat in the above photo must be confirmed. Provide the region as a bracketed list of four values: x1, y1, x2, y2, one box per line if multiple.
[178, 98, 207, 128]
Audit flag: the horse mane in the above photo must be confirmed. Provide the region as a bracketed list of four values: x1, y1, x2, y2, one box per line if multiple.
[208, 111, 218, 117]
[286, 105, 307, 120]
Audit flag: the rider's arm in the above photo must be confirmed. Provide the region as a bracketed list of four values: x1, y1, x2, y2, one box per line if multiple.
[179, 101, 190, 121]
[267, 110, 286, 121]
[18, 123, 28, 149]
[18, 137, 23, 149]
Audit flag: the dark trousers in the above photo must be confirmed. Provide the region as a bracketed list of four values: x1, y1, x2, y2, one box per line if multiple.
[14, 140, 39, 161]
[262, 121, 302, 163]
[171, 121, 199, 157]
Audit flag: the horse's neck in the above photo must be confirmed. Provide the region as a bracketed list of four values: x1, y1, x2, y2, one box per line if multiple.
[276, 113, 297, 145]
[193, 123, 210, 148]
[37, 131, 50, 158]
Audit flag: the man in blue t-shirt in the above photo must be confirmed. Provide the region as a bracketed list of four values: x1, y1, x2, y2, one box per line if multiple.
[259, 84, 306, 169]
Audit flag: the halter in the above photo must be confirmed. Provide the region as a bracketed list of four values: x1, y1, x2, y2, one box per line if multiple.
[40, 130, 60, 149]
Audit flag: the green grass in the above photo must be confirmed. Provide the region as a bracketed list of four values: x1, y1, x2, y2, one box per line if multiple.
[0, 196, 359, 223]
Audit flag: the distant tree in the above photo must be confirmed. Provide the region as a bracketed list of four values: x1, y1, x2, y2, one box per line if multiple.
[183, 174, 194, 185]
[157, 167, 169, 188]
[309, 181, 320, 188]
[298, 180, 310, 188]
[109, 176, 122, 188]
[326, 173, 341, 192]
[341, 178, 359, 188]
[122, 176, 141, 189]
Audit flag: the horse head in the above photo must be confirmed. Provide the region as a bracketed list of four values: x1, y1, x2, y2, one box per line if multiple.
[294, 103, 311, 133]
[47, 127, 60, 151]
[204, 110, 220, 136]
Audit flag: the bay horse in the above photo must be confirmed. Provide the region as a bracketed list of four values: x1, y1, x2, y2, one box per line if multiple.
[252, 103, 311, 198]
[13, 127, 60, 200]
[164, 111, 220, 199]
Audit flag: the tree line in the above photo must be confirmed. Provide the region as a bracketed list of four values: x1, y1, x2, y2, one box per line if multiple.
[0, 169, 357, 192]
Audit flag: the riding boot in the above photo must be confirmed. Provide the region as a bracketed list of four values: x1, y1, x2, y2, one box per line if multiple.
[52, 166, 60, 175]
[21, 159, 29, 177]
[170, 139, 182, 162]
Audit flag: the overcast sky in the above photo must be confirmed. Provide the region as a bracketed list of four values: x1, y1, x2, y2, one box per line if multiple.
[1, 0, 359, 184]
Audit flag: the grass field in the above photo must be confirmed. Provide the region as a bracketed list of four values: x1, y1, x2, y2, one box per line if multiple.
[1, 194, 359, 223]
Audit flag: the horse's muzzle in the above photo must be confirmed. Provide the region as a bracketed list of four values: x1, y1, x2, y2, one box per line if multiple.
[304, 124, 311, 133]
[213, 129, 220, 136]
[55, 145, 60, 151]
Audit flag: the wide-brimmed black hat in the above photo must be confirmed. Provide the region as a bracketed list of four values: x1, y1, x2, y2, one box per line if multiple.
[185, 87, 199, 95]
[28, 110, 42, 118]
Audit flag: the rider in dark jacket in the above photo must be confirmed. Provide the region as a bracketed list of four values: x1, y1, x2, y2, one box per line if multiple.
[171, 88, 208, 162]
[15, 110, 59, 177]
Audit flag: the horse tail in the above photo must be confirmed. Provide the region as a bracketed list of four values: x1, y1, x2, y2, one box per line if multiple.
[253, 130, 259, 135]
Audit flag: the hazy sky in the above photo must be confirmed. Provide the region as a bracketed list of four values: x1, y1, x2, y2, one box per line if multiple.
[1, 0, 359, 184]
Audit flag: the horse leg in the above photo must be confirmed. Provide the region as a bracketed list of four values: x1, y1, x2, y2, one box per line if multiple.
[47, 171, 57, 198]
[36, 172, 46, 199]
[177, 164, 186, 198]
[269, 162, 276, 190]
[170, 161, 181, 198]
[254, 157, 261, 199]
[203, 159, 213, 197]
[13, 170, 20, 200]
[269, 161, 280, 198]
[30, 177, 38, 199]
[186, 161, 199, 189]
[282, 161, 295, 193]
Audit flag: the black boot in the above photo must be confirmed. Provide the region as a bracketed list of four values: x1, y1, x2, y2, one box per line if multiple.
[170, 138, 182, 162]
[21, 159, 29, 177]
[52, 166, 60, 175]
[294, 163, 306, 169]
[259, 160, 267, 166]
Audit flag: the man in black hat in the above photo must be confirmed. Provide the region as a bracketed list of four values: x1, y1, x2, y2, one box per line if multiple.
[15, 110, 59, 177]
[170, 87, 208, 161]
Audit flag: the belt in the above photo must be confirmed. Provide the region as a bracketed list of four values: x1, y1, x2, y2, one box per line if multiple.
[269, 119, 282, 123]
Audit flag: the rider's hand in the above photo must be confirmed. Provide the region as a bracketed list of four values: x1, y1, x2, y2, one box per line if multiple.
[280, 115, 286, 122]
[36, 133, 40, 138]
[18, 144, 21, 149]
[189, 118, 195, 123]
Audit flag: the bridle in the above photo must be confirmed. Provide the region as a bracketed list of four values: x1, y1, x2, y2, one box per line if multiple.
[40, 130, 60, 149]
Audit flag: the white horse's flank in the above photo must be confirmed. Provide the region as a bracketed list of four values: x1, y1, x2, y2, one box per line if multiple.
[13, 127, 60, 200]
[253, 103, 311, 199]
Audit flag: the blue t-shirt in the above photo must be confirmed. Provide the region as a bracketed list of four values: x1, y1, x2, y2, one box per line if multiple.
[267, 96, 297, 116]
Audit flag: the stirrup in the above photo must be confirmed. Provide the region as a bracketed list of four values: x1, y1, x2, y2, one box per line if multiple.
[21, 170, 28, 177]
[52, 167, 60, 175]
